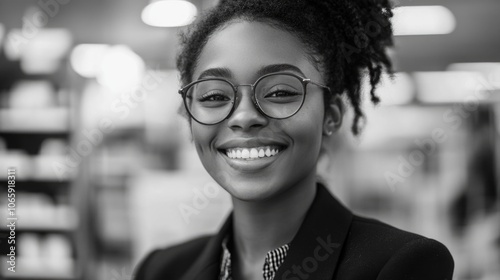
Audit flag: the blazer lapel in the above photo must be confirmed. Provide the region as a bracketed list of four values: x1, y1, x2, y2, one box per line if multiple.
[180, 212, 233, 280]
[273, 183, 353, 280]
[183, 182, 353, 280]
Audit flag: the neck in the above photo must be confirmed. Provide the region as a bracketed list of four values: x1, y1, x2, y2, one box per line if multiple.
[230, 173, 317, 263]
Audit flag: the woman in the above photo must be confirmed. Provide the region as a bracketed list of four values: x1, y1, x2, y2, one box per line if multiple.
[135, 0, 454, 279]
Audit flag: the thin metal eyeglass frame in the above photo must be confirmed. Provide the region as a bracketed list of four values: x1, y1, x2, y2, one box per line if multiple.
[178, 72, 332, 125]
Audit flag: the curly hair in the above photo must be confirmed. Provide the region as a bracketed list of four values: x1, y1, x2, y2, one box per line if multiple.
[176, 0, 394, 135]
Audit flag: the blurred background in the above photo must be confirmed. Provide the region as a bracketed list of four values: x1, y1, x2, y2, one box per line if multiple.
[0, 0, 498, 279]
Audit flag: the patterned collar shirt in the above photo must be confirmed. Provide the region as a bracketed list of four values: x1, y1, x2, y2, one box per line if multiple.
[219, 235, 290, 280]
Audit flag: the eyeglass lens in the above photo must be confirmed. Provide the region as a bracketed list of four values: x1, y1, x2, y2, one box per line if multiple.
[184, 74, 305, 124]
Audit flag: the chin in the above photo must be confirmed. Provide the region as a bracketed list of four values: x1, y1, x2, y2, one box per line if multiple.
[207, 173, 282, 202]
[198, 145, 314, 202]
[220, 179, 283, 202]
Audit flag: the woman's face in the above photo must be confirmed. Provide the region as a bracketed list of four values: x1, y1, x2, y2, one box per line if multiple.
[191, 20, 328, 201]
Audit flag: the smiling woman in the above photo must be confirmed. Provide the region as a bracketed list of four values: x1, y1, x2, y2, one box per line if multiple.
[187, 21, 333, 203]
[134, 1, 454, 280]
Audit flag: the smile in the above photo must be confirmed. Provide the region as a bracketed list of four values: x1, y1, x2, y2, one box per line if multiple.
[224, 146, 284, 160]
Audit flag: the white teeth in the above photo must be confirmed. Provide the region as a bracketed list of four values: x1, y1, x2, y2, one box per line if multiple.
[242, 149, 250, 159]
[250, 148, 258, 158]
[258, 149, 265, 157]
[224, 146, 284, 160]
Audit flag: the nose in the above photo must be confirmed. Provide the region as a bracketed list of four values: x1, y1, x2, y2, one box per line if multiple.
[227, 85, 268, 131]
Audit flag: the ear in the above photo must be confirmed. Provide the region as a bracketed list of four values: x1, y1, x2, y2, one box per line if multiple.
[322, 95, 343, 136]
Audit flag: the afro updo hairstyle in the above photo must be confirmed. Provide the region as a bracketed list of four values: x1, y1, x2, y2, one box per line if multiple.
[176, 0, 394, 135]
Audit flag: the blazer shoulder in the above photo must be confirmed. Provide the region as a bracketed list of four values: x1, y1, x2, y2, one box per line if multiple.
[335, 215, 454, 279]
[377, 237, 454, 280]
[350, 215, 429, 243]
[134, 235, 212, 280]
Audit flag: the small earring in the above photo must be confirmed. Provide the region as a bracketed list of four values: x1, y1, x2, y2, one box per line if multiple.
[325, 130, 333, 136]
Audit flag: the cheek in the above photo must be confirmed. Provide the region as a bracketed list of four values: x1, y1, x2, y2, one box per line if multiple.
[273, 96, 325, 177]
[191, 122, 217, 155]
[289, 97, 325, 146]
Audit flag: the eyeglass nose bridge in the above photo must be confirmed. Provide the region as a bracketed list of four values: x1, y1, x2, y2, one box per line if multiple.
[231, 83, 257, 101]
[233, 84, 255, 91]
[228, 83, 267, 117]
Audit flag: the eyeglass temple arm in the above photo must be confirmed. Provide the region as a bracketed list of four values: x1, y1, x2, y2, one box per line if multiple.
[305, 79, 334, 96]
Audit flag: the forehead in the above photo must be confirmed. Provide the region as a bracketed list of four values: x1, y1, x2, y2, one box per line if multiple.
[193, 20, 320, 82]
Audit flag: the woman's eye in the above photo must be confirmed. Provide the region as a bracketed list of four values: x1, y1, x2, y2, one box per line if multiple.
[198, 92, 230, 102]
[265, 90, 300, 98]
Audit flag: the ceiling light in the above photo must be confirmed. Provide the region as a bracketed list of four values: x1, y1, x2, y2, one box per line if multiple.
[392, 6, 456, 36]
[141, 0, 197, 27]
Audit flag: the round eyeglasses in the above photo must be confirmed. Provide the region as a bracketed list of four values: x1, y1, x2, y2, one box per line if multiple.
[178, 72, 332, 125]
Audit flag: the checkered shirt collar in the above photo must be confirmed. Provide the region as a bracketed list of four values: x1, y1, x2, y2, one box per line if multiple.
[219, 234, 290, 280]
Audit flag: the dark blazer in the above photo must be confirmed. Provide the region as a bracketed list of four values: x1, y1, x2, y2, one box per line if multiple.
[134, 183, 454, 280]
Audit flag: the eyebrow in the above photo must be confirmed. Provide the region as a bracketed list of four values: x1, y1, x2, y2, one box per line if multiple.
[196, 64, 306, 81]
[255, 64, 305, 78]
[197, 67, 233, 80]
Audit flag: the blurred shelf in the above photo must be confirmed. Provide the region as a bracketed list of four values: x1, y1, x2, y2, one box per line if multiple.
[0, 180, 70, 193]
[0, 108, 70, 133]
[1, 276, 76, 280]
[2, 272, 77, 280]
[0, 256, 76, 280]
[0, 56, 66, 91]
[0, 224, 76, 234]
[0, 131, 69, 155]
[0, 40, 81, 280]
[0, 131, 69, 137]
[0, 210, 77, 233]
